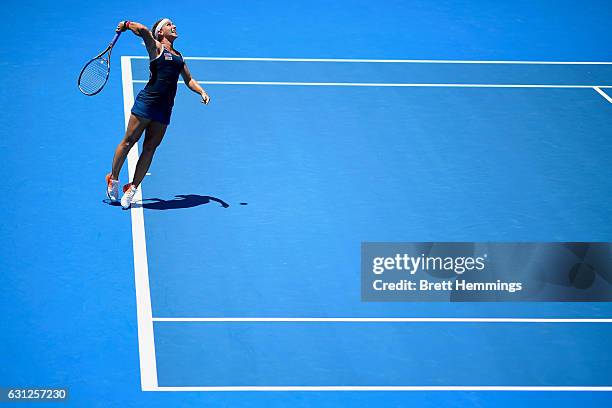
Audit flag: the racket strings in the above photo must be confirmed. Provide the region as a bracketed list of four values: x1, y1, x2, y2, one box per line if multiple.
[79, 57, 110, 95]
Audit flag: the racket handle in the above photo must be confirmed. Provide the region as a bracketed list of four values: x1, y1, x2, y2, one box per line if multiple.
[109, 31, 122, 48]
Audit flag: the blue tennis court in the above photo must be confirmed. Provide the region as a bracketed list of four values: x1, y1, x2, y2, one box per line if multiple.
[2, 0, 612, 406]
[126, 55, 612, 388]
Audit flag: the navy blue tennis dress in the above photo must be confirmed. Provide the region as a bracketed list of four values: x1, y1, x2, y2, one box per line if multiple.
[131, 47, 184, 125]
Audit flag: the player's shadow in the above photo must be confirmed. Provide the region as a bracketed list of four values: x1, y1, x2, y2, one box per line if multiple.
[137, 194, 229, 210]
[103, 199, 121, 207]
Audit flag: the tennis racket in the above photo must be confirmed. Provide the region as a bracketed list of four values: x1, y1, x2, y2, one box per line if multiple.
[78, 30, 122, 96]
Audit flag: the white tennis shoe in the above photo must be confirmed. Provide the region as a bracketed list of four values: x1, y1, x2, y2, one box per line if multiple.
[121, 183, 138, 209]
[105, 174, 119, 202]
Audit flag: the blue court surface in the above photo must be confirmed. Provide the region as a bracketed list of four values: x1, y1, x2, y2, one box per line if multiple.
[2, 0, 612, 406]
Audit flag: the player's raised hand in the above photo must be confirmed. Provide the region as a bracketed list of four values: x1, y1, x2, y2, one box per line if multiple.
[116, 21, 129, 32]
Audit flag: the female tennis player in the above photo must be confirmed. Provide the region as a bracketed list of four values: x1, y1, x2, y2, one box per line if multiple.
[106, 18, 210, 209]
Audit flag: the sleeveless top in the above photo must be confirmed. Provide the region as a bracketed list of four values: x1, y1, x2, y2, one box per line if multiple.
[137, 47, 185, 110]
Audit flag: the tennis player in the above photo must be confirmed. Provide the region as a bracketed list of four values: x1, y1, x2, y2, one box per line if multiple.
[106, 18, 210, 209]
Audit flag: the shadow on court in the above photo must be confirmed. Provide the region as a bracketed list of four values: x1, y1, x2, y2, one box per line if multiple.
[103, 195, 230, 210]
[102, 199, 122, 207]
[138, 194, 230, 210]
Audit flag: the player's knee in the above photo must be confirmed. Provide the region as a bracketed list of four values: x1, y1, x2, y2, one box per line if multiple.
[143, 139, 162, 153]
[142, 142, 158, 153]
[122, 134, 138, 149]
[121, 139, 133, 150]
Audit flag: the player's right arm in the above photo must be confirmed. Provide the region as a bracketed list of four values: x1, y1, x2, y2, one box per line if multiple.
[116, 21, 161, 60]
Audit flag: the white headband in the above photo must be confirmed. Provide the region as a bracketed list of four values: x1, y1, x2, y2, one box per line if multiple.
[154, 18, 171, 39]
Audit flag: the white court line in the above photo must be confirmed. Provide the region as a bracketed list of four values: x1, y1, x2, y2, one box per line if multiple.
[131, 80, 611, 88]
[149, 386, 612, 392]
[153, 317, 612, 323]
[594, 86, 612, 103]
[126, 55, 612, 64]
[121, 56, 158, 390]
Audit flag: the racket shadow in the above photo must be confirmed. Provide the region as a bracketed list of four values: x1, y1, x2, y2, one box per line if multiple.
[135, 194, 230, 210]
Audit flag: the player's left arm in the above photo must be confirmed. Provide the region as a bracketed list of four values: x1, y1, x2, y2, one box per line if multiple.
[181, 63, 210, 105]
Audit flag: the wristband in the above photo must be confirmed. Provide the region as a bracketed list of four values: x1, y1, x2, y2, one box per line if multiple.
[124, 21, 131, 29]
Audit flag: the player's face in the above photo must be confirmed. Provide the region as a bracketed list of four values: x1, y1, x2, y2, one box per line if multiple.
[165, 21, 178, 38]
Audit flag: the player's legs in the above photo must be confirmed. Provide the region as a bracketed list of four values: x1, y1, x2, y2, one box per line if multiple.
[120, 121, 167, 209]
[110, 114, 151, 180]
[131, 120, 168, 188]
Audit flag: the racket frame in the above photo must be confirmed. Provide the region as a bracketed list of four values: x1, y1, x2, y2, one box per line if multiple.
[78, 31, 122, 96]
